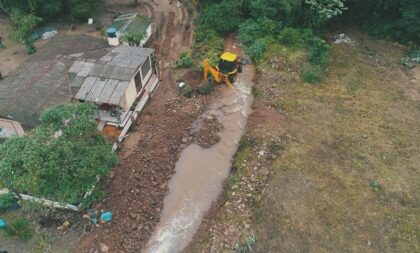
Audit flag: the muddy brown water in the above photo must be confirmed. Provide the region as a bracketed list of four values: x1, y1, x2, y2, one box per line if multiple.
[144, 64, 255, 253]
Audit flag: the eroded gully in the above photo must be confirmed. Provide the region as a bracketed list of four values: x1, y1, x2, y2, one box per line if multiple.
[144, 45, 255, 253]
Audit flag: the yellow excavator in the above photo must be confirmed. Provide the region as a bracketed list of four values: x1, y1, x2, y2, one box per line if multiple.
[203, 52, 242, 89]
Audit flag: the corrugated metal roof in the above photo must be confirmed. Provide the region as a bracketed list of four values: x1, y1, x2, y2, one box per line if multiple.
[109, 81, 129, 105]
[68, 46, 154, 106]
[97, 79, 119, 104]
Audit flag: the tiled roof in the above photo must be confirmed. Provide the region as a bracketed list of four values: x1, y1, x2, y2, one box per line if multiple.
[0, 35, 108, 129]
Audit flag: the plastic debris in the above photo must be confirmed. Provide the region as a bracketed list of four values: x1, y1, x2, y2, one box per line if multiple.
[0, 219, 7, 229]
[87, 209, 98, 224]
[41, 30, 58, 40]
[29, 27, 58, 42]
[58, 221, 70, 231]
[333, 33, 354, 45]
[53, 130, 63, 139]
[100, 211, 113, 223]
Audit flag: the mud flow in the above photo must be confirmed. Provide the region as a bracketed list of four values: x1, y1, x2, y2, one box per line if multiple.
[144, 64, 255, 253]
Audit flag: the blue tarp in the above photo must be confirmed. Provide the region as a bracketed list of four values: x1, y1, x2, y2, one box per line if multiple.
[29, 26, 57, 42]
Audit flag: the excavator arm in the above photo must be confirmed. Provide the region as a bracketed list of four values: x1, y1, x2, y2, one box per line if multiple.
[204, 59, 221, 82]
[203, 59, 235, 89]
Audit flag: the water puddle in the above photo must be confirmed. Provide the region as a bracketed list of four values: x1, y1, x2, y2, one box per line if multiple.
[144, 64, 255, 253]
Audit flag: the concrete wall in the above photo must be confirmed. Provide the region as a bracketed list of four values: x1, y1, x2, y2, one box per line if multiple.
[140, 25, 152, 47]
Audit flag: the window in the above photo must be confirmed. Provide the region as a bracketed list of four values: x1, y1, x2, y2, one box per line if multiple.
[141, 57, 151, 81]
[134, 71, 142, 93]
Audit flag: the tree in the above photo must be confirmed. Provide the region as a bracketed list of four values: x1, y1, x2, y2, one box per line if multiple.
[9, 10, 42, 42]
[305, 0, 347, 21]
[0, 103, 118, 207]
[199, 1, 244, 34]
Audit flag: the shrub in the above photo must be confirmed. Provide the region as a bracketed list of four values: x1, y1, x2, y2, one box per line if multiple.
[193, 26, 224, 58]
[302, 65, 323, 83]
[239, 18, 281, 46]
[277, 27, 304, 47]
[199, 1, 243, 34]
[245, 37, 274, 63]
[34, 233, 51, 253]
[5, 218, 33, 241]
[176, 52, 194, 68]
[179, 83, 193, 98]
[9, 10, 42, 42]
[67, 0, 96, 21]
[308, 37, 330, 67]
[0, 103, 118, 207]
[0, 192, 17, 213]
[121, 32, 144, 47]
[25, 39, 37, 55]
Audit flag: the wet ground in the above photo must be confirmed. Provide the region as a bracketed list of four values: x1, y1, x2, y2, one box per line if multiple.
[145, 44, 255, 252]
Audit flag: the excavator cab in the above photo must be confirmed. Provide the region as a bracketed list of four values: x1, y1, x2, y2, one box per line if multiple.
[217, 52, 239, 75]
[203, 51, 242, 89]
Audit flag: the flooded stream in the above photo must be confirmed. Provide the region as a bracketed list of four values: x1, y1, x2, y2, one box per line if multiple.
[144, 63, 255, 253]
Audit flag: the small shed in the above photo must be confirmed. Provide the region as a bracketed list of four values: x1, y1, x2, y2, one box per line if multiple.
[0, 119, 25, 138]
[109, 13, 152, 47]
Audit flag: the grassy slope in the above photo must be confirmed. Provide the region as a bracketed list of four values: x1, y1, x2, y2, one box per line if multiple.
[186, 31, 419, 252]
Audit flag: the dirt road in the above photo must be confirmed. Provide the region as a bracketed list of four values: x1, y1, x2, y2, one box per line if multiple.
[76, 1, 211, 252]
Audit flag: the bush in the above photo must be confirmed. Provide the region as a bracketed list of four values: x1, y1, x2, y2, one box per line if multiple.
[239, 18, 281, 46]
[67, 0, 96, 21]
[121, 32, 144, 47]
[176, 52, 194, 68]
[25, 39, 37, 55]
[5, 218, 33, 241]
[198, 50, 220, 71]
[178, 83, 193, 98]
[193, 26, 224, 59]
[199, 1, 243, 34]
[0, 103, 118, 207]
[302, 66, 323, 83]
[308, 37, 330, 67]
[0, 192, 17, 213]
[277, 27, 304, 47]
[245, 37, 274, 63]
[9, 10, 42, 42]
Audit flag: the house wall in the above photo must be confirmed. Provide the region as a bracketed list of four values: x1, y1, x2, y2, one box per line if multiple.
[121, 56, 153, 111]
[123, 79, 138, 111]
[140, 56, 152, 86]
[140, 25, 152, 47]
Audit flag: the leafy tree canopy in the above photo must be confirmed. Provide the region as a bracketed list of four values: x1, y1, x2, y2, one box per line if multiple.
[0, 0, 96, 21]
[0, 103, 118, 207]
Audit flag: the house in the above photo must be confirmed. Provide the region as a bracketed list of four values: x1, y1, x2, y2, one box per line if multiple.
[67, 46, 159, 134]
[0, 35, 108, 131]
[107, 13, 152, 47]
[0, 34, 159, 141]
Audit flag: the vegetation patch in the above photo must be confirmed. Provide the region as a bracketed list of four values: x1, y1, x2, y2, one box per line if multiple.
[0, 103, 118, 208]
[4, 218, 33, 241]
[176, 51, 194, 69]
